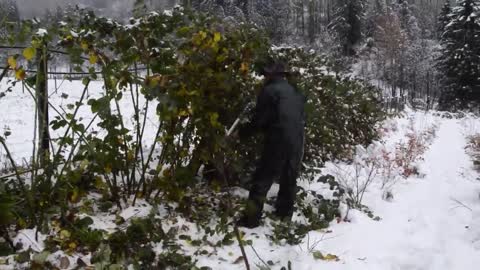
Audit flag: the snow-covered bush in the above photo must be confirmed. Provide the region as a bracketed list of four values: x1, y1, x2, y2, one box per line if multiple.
[0, 7, 269, 266]
[394, 118, 437, 177]
[331, 143, 383, 208]
[269, 47, 385, 166]
[467, 134, 480, 171]
[0, 6, 384, 268]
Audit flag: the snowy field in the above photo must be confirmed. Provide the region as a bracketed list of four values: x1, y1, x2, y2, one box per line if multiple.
[1, 79, 480, 269]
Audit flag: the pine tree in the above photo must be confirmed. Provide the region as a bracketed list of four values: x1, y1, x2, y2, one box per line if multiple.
[328, 0, 366, 56]
[437, 1, 452, 38]
[438, 0, 480, 110]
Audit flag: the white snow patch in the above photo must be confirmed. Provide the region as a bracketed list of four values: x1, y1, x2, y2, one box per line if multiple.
[36, 29, 48, 37]
[13, 229, 46, 252]
[120, 201, 152, 221]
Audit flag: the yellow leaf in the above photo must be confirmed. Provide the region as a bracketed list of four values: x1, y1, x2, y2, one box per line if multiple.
[312, 251, 340, 261]
[240, 62, 249, 73]
[51, 219, 60, 229]
[18, 218, 27, 229]
[15, 68, 26, 80]
[210, 112, 219, 127]
[213, 32, 221, 42]
[323, 254, 340, 261]
[104, 164, 112, 174]
[68, 242, 77, 250]
[94, 176, 107, 190]
[89, 53, 98, 65]
[69, 189, 80, 203]
[7, 56, 17, 69]
[178, 109, 189, 117]
[127, 150, 135, 161]
[22, 47, 36, 61]
[80, 40, 89, 50]
[60, 230, 71, 239]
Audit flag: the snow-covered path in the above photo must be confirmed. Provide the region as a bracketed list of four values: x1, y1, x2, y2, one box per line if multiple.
[198, 114, 480, 270]
[307, 117, 480, 270]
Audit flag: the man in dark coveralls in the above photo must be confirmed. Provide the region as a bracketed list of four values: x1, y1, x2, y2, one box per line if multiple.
[236, 60, 306, 228]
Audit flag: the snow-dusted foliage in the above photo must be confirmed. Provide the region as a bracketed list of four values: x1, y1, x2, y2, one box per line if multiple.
[0, 6, 386, 268]
[328, 0, 366, 56]
[2, 1, 480, 269]
[266, 47, 384, 166]
[356, 0, 441, 111]
[437, 0, 480, 110]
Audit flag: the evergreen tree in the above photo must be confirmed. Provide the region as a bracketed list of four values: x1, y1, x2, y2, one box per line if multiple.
[438, 0, 480, 110]
[437, 1, 452, 38]
[328, 0, 366, 56]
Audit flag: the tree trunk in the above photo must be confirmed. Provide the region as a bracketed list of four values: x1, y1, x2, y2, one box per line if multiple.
[36, 44, 50, 166]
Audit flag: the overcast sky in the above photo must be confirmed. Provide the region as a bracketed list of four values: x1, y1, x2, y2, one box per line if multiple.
[16, 0, 136, 18]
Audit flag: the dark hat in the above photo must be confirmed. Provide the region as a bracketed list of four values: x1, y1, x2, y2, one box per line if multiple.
[260, 60, 289, 76]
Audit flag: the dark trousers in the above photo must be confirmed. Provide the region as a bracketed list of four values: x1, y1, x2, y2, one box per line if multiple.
[245, 135, 301, 222]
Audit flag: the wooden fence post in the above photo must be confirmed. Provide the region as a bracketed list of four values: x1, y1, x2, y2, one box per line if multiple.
[35, 43, 50, 166]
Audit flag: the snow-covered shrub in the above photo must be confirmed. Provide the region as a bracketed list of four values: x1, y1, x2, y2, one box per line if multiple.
[330, 143, 384, 208]
[269, 47, 385, 166]
[0, 7, 269, 264]
[467, 134, 480, 171]
[0, 7, 383, 267]
[377, 145, 402, 191]
[394, 119, 437, 177]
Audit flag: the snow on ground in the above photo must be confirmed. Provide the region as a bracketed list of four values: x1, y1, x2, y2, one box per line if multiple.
[197, 110, 480, 270]
[313, 115, 480, 270]
[1, 78, 480, 269]
[12, 228, 46, 253]
[0, 78, 158, 166]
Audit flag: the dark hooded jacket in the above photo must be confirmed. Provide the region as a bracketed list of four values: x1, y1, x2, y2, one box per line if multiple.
[240, 77, 306, 167]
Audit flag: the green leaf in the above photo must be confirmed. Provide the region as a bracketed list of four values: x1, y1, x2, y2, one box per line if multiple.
[51, 119, 68, 130]
[25, 75, 37, 88]
[82, 77, 91, 86]
[15, 250, 30, 263]
[108, 264, 123, 270]
[312, 251, 324, 260]
[32, 251, 51, 264]
[91, 243, 112, 264]
[76, 216, 94, 229]
[0, 242, 14, 256]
